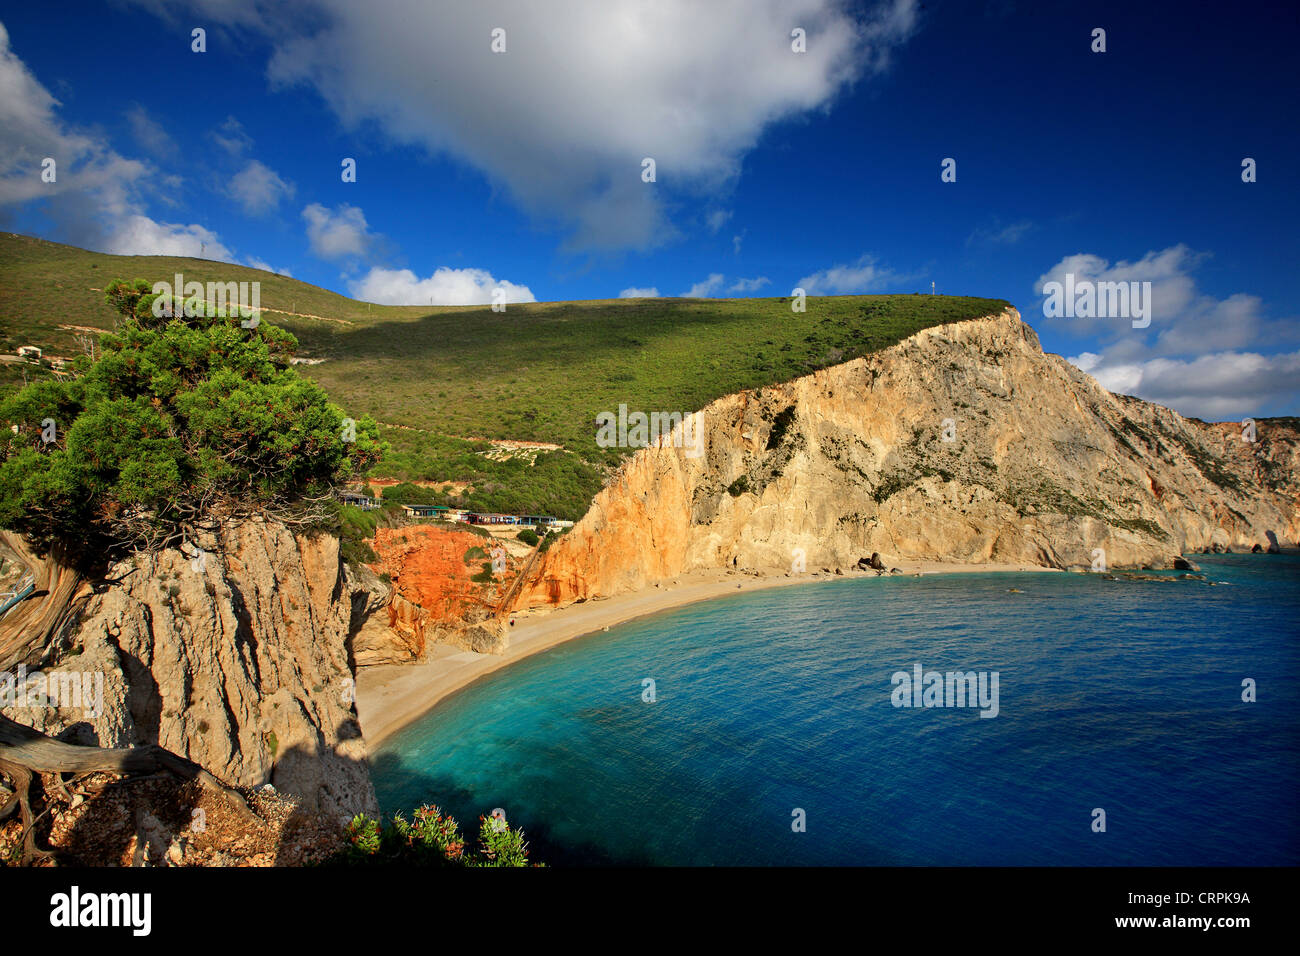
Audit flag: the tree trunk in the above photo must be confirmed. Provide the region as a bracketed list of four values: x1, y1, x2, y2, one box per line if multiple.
[0, 713, 256, 864]
[0, 531, 87, 672]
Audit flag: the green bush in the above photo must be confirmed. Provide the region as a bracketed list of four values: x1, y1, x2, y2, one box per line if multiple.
[336, 503, 379, 566]
[766, 405, 797, 450]
[516, 528, 539, 546]
[335, 805, 537, 867]
[0, 278, 384, 570]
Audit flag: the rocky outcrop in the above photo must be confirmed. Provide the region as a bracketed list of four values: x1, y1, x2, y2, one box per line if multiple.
[516, 309, 1299, 608]
[345, 562, 415, 667]
[1, 521, 380, 822]
[365, 526, 513, 658]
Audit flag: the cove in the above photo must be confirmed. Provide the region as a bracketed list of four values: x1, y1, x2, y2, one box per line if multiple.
[372, 555, 1300, 866]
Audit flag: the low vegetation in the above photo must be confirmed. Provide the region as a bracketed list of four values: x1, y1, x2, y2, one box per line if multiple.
[0, 233, 1011, 523]
[335, 805, 537, 867]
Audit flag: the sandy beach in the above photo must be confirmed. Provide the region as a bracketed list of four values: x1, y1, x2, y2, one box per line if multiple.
[355, 559, 1061, 749]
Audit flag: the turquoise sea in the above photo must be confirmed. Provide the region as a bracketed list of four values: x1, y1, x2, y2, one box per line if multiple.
[372, 555, 1300, 865]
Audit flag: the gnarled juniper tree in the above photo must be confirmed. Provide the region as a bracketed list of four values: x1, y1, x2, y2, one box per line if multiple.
[0, 278, 383, 668]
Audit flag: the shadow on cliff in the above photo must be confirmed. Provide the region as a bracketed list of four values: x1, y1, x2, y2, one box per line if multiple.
[363, 745, 651, 866]
[46, 730, 369, 866]
[44, 717, 628, 866]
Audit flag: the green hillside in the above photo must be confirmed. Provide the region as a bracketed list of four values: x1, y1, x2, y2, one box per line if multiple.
[0, 232, 1011, 518]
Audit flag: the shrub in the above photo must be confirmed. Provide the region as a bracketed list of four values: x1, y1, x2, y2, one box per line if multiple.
[337, 503, 379, 566]
[766, 405, 797, 450]
[472, 813, 532, 867]
[726, 475, 751, 497]
[334, 805, 536, 867]
[516, 528, 539, 546]
[0, 278, 384, 571]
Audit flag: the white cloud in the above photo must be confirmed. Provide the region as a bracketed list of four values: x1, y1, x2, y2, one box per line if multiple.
[1036, 245, 1214, 347]
[967, 218, 1032, 247]
[302, 202, 373, 261]
[212, 115, 253, 156]
[229, 159, 294, 215]
[105, 215, 233, 260]
[619, 287, 660, 298]
[729, 276, 770, 294]
[1070, 351, 1101, 374]
[681, 273, 726, 298]
[135, 0, 919, 251]
[733, 230, 746, 255]
[0, 24, 240, 261]
[125, 103, 174, 156]
[1048, 245, 1300, 419]
[245, 256, 292, 277]
[796, 254, 901, 294]
[0, 22, 147, 210]
[706, 209, 732, 234]
[1070, 350, 1300, 421]
[348, 266, 535, 306]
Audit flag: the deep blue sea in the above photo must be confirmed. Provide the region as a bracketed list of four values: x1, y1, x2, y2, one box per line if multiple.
[372, 555, 1300, 865]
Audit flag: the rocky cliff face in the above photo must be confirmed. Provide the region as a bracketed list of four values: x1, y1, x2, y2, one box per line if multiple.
[1, 521, 379, 821]
[517, 309, 1299, 608]
[364, 526, 515, 659]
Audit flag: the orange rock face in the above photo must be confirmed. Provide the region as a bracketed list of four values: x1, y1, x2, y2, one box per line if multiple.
[368, 526, 514, 654]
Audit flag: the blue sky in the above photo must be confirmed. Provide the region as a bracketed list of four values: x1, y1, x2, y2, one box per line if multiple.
[1, 0, 1297, 421]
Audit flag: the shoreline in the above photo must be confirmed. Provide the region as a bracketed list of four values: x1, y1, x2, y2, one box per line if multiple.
[354, 560, 1060, 750]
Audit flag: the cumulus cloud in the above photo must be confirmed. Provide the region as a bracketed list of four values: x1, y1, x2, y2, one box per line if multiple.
[796, 254, 902, 294]
[681, 273, 726, 298]
[729, 276, 770, 294]
[229, 159, 294, 215]
[0, 22, 147, 209]
[1068, 350, 1300, 422]
[105, 215, 233, 260]
[1044, 245, 1300, 419]
[619, 287, 660, 298]
[0, 23, 238, 258]
[1036, 246, 1215, 346]
[133, 0, 918, 250]
[348, 266, 535, 306]
[302, 202, 374, 261]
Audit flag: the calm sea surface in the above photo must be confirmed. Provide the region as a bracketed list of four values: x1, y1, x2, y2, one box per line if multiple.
[373, 555, 1299, 865]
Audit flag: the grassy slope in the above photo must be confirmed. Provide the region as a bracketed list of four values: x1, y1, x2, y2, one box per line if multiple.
[0, 232, 1012, 516]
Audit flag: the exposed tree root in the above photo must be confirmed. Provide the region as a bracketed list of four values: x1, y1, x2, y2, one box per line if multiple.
[0, 714, 257, 865]
[0, 531, 88, 672]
